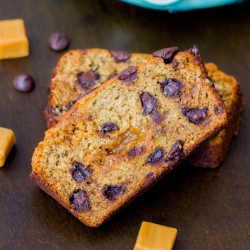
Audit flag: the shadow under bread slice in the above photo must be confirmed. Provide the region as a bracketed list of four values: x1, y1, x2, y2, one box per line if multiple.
[31, 46, 227, 227]
[188, 63, 244, 168]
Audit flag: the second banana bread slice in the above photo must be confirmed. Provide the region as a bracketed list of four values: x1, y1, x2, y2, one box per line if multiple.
[45, 49, 152, 128]
[188, 63, 243, 168]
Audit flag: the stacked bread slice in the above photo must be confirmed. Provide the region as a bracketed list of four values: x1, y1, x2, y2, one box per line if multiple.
[189, 62, 243, 168]
[31, 46, 236, 227]
[45, 49, 152, 128]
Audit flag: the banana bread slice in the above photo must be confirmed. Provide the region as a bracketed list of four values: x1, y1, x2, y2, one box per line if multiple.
[31, 46, 228, 227]
[188, 63, 244, 168]
[45, 49, 152, 128]
[45, 50, 243, 169]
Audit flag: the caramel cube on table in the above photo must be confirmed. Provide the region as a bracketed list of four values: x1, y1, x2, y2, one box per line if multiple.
[134, 221, 177, 250]
[0, 19, 29, 59]
[0, 127, 16, 167]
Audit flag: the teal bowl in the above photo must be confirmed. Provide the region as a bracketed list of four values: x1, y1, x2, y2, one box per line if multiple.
[121, 0, 244, 12]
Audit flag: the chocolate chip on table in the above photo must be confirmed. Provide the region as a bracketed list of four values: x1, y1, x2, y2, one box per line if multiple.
[153, 47, 179, 63]
[69, 189, 90, 211]
[160, 78, 182, 98]
[102, 123, 119, 133]
[182, 107, 208, 124]
[77, 71, 100, 90]
[146, 147, 164, 165]
[102, 185, 127, 200]
[110, 50, 132, 62]
[70, 162, 91, 183]
[141, 92, 158, 115]
[165, 140, 184, 163]
[48, 33, 70, 51]
[117, 66, 137, 84]
[128, 146, 146, 159]
[13, 74, 35, 92]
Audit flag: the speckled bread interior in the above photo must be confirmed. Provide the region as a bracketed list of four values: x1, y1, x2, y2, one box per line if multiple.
[188, 63, 244, 168]
[45, 49, 153, 128]
[31, 48, 228, 227]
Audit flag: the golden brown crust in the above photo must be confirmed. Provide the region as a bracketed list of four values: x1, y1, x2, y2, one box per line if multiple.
[30, 157, 175, 227]
[189, 63, 244, 168]
[32, 49, 228, 227]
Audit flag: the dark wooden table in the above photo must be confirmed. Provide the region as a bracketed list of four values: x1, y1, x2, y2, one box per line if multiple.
[1, 1, 250, 249]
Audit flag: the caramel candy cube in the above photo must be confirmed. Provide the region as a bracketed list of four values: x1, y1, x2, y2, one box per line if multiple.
[0, 19, 29, 59]
[0, 127, 16, 167]
[134, 221, 177, 250]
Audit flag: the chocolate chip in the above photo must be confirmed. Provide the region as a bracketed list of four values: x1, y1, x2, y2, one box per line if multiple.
[77, 71, 100, 90]
[141, 92, 157, 115]
[70, 162, 91, 183]
[128, 146, 146, 159]
[140, 93, 164, 123]
[151, 109, 162, 124]
[87, 115, 93, 121]
[146, 147, 164, 165]
[110, 50, 132, 62]
[190, 45, 201, 59]
[153, 47, 179, 63]
[165, 140, 184, 163]
[215, 106, 222, 114]
[117, 66, 137, 84]
[48, 106, 65, 116]
[48, 107, 56, 116]
[66, 101, 77, 110]
[13, 74, 35, 92]
[102, 185, 127, 200]
[102, 123, 119, 133]
[160, 78, 182, 98]
[106, 148, 113, 155]
[172, 59, 179, 69]
[69, 189, 90, 211]
[48, 33, 70, 51]
[189, 45, 208, 77]
[182, 107, 208, 124]
[146, 172, 154, 180]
